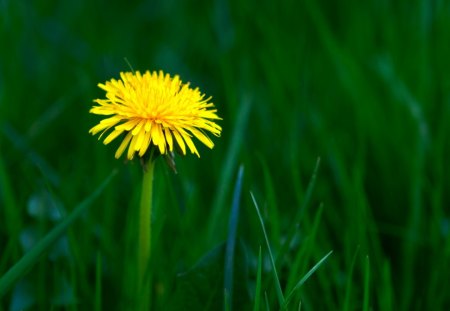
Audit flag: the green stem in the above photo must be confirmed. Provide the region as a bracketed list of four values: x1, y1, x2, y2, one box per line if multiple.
[138, 159, 155, 310]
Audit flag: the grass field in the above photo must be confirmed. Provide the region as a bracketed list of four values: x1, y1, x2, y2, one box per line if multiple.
[1, 0, 450, 310]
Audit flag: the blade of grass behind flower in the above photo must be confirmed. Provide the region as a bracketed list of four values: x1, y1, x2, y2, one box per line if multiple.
[380, 259, 393, 311]
[283, 250, 333, 309]
[250, 192, 285, 307]
[264, 291, 270, 311]
[257, 154, 280, 249]
[224, 290, 231, 311]
[208, 96, 251, 243]
[0, 154, 21, 258]
[0, 170, 117, 298]
[224, 165, 244, 310]
[95, 251, 102, 311]
[363, 255, 370, 311]
[2, 123, 59, 186]
[342, 247, 360, 311]
[285, 203, 323, 295]
[277, 158, 321, 265]
[253, 246, 262, 311]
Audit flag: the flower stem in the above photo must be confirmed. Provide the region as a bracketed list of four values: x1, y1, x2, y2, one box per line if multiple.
[138, 159, 154, 310]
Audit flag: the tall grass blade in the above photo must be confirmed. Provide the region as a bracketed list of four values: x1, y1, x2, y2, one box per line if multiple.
[277, 158, 321, 264]
[0, 155, 20, 249]
[208, 97, 251, 242]
[250, 192, 285, 307]
[283, 250, 333, 309]
[253, 246, 262, 311]
[295, 157, 321, 224]
[363, 255, 370, 311]
[264, 291, 270, 311]
[257, 154, 280, 249]
[285, 203, 324, 295]
[224, 289, 231, 311]
[0, 170, 117, 298]
[95, 252, 102, 311]
[224, 165, 244, 310]
[2, 123, 60, 187]
[342, 247, 360, 311]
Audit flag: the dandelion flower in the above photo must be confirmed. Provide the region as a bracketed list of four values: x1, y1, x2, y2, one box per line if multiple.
[89, 70, 222, 160]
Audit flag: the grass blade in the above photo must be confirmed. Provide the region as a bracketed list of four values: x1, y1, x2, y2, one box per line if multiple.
[251, 192, 285, 307]
[342, 247, 360, 311]
[253, 246, 262, 311]
[0, 170, 117, 298]
[0, 154, 20, 231]
[208, 96, 252, 242]
[264, 291, 270, 311]
[283, 250, 333, 308]
[224, 165, 244, 309]
[224, 289, 231, 311]
[363, 255, 370, 311]
[277, 158, 321, 264]
[285, 203, 324, 295]
[95, 251, 102, 311]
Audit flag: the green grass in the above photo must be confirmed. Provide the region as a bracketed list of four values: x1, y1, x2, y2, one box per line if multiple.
[1, 0, 450, 310]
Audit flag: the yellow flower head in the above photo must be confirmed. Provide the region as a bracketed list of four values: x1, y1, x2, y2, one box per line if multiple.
[89, 70, 222, 160]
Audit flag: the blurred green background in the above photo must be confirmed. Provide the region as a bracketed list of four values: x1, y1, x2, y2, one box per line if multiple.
[1, 0, 450, 310]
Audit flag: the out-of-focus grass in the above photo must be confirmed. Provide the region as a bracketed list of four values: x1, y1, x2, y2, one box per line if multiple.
[1, 0, 450, 310]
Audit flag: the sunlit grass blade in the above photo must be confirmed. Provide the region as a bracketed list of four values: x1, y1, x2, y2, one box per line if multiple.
[253, 246, 262, 311]
[250, 192, 285, 307]
[0, 170, 117, 298]
[363, 255, 370, 311]
[224, 165, 244, 309]
[283, 250, 333, 309]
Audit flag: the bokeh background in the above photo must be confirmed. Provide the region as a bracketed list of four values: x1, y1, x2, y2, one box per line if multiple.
[1, 0, 450, 310]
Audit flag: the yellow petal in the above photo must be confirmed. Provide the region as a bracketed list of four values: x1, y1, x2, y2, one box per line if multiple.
[115, 119, 140, 131]
[178, 128, 199, 157]
[151, 124, 160, 147]
[134, 128, 146, 151]
[115, 132, 133, 159]
[164, 128, 173, 151]
[132, 120, 145, 136]
[128, 133, 140, 159]
[157, 125, 166, 154]
[103, 129, 124, 145]
[172, 129, 186, 155]
[89, 117, 121, 135]
[188, 127, 214, 149]
[138, 131, 152, 157]
[145, 120, 152, 132]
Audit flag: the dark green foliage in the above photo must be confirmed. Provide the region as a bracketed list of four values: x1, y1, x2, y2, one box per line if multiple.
[1, 0, 450, 310]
